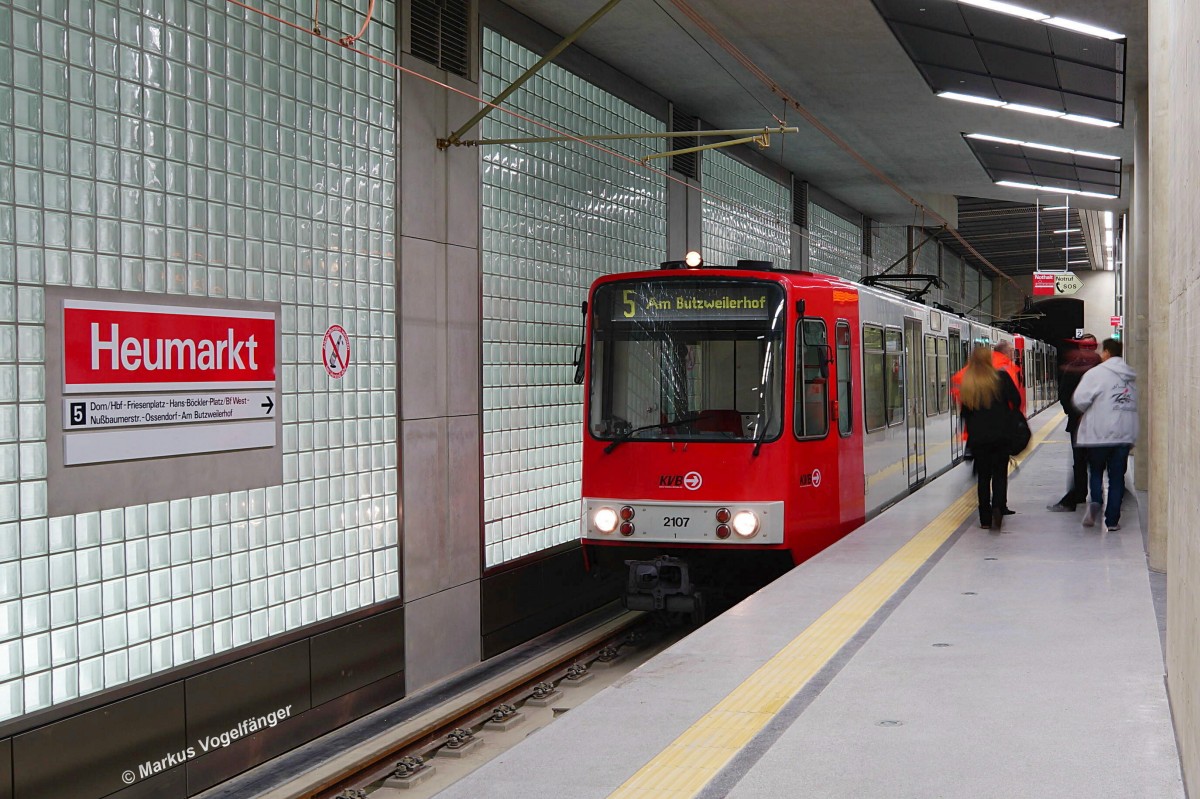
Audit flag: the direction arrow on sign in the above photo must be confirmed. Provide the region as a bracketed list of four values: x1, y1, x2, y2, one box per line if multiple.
[1055, 272, 1082, 296]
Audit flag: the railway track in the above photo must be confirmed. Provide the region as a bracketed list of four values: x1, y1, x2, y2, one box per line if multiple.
[277, 611, 688, 799]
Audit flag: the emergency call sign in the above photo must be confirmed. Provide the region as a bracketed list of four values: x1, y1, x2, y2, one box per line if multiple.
[62, 300, 276, 393]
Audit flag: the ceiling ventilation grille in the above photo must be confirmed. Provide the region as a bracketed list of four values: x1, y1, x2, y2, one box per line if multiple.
[792, 179, 809, 228]
[670, 109, 698, 179]
[411, 0, 470, 78]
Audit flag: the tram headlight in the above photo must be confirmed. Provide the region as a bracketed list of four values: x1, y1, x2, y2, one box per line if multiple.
[684, 250, 703, 268]
[593, 507, 619, 534]
[732, 510, 760, 538]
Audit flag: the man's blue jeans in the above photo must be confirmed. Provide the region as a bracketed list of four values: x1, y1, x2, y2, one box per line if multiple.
[1086, 445, 1132, 527]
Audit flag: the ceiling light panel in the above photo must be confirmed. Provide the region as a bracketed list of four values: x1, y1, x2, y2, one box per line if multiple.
[964, 134, 1120, 161]
[873, 0, 1125, 127]
[1043, 17, 1125, 40]
[964, 133, 1122, 199]
[958, 0, 1047, 21]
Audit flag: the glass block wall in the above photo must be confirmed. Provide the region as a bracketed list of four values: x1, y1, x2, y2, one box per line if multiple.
[480, 30, 667, 568]
[915, 232, 943, 306]
[808, 202, 861, 280]
[0, 0, 398, 721]
[943, 248, 963, 309]
[868, 223, 907, 278]
[701, 150, 790, 268]
[977, 268, 993, 319]
[963, 259, 982, 319]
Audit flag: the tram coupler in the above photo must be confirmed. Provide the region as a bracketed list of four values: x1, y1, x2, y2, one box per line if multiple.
[623, 556, 701, 618]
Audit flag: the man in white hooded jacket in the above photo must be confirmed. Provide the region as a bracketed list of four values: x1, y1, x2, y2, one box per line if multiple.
[1072, 338, 1138, 530]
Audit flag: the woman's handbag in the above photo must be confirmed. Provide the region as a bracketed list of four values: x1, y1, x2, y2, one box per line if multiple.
[1008, 410, 1032, 455]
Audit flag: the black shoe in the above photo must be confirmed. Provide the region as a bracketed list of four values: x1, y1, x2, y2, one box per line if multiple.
[1001, 507, 1016, 515]
[1047, 502, 1076, 512]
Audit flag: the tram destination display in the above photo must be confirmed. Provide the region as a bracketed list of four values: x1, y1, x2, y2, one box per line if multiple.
[606, 280, 779, 322]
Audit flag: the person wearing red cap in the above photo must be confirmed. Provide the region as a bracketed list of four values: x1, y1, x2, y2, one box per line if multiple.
[1047, 334, 1102, 512]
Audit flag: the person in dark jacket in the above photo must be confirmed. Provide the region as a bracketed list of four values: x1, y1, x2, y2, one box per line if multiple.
[1047, 335, 1101, 512]
[958, 345, 1022, 530]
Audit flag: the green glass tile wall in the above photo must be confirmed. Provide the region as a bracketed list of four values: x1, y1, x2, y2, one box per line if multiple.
[808, 202, 860, 280]
[701, 151, 790, 268]
[480, 30, 667, 568]
[868, 223, 907, 278]
[916, 234, 943, 306]
[0, 0, 398, 721]
[943, 249, 963, 309]
[963, 257, 982, 320]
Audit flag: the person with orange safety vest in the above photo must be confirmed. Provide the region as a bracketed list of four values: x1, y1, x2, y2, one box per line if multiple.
[951, 340, 1025, 413]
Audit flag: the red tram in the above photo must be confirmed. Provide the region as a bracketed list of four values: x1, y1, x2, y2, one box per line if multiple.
[577, 258, 1052, 615]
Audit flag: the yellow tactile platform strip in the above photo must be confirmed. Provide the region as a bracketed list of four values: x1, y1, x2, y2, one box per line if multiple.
[607, 412, 1064, 799]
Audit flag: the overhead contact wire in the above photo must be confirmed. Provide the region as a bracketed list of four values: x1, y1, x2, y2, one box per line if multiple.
[225, 0, 791, 234]
[664, 0, 1023, 295]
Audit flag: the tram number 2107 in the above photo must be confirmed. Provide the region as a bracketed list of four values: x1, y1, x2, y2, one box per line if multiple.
[663, 516, 691, 528]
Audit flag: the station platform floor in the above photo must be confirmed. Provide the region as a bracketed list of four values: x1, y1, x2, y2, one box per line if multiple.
[431, 412, 1184, 799]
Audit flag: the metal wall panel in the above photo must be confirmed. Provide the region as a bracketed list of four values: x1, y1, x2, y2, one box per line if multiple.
[0, 738, 10, 799]
[182, 641, 310, 747]
[309, 607, 404, 707]
[480, 544, 620, 659]
[12, 682, 186, 799]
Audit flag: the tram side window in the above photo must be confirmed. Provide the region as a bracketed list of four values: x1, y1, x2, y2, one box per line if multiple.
[925, 335, 939, 416]
[885, 329, 904, 425]
[862, 325, 886, 432]
[936, 337, 949, 412]
[795, 319, 829, 438]
[836, 321, 852, 437]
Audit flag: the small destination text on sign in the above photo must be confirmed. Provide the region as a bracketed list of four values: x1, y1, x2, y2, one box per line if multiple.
[63, 300, 276, 393]
[64, 392, 277, 431]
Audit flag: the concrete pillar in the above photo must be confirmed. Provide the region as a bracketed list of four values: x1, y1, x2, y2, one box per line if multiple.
[1129, 87, 1150, 494]
[793, 225, 811, 272]
[667, 173, 702, 261]
[1153, 0, 1200, 795]
[1147, 3, 1171, 576]
[398, 58, 484, 691]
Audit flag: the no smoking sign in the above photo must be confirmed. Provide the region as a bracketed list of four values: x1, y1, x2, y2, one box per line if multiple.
[322, 325, 351, 379]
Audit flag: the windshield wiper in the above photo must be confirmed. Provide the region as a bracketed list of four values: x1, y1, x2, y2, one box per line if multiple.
[603, 412, 711, 454]
[751, 411, 769, 457]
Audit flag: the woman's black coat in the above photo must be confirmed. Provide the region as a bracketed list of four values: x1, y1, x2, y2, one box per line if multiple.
[961, 371, 1021, 449]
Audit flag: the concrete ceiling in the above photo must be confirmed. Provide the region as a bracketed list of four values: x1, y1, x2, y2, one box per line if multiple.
[492, 0, 1146, 234]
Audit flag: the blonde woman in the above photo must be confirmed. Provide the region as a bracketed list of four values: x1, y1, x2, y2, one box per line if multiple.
[959, 345, 1022, 530]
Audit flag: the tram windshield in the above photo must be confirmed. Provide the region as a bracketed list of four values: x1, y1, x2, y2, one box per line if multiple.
[588, 278, 787, 443]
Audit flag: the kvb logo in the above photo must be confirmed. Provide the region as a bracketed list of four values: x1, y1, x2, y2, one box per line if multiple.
[659, 471, 703, 490]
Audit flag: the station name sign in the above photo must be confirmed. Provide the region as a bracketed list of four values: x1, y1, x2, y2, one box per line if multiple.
[63, 300, 276, 392]
[610, 281, 779, 322]
[60, 299, 278, 466]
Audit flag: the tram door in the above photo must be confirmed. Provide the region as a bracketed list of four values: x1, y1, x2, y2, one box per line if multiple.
[948, 328, 963, 460]
[903, 318, 926, 486]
